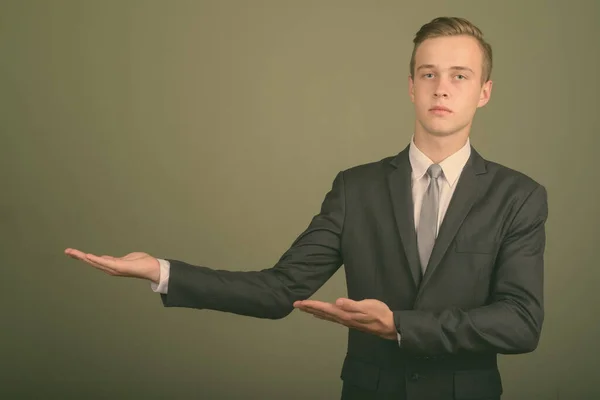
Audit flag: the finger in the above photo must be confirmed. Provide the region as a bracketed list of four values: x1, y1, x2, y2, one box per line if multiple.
[295, 300, 333, 310]
[303, 303, 370, 322]
[64, 248, 88, 260]
[310, 310, 350, 328]
[65, 250, 114, 273]
[304, 307, 365, 327]
[336, 298, 365, 313]
[305, 302, 352, 318]
[78, 254, 119, 275]
[83, 257, 119, 275]
[300, 299, 368, 318]
[299, 304, 346, 320]
[297, 305, 337, 319]
[303, 304, 375, 327]
[85, 254, 120, 271]
[65, 249, 124, 277]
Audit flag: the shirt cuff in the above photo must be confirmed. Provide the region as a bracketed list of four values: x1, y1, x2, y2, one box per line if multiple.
[150, 258, 170, 294]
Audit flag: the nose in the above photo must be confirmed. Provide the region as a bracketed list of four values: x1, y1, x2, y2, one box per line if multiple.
[434, 80, 450, 98]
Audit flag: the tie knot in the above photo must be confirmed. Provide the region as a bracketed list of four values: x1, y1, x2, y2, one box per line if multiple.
[427, 164, 443, 179]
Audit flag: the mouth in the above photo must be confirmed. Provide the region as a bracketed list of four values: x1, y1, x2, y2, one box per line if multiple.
[429, 106, 452, 115]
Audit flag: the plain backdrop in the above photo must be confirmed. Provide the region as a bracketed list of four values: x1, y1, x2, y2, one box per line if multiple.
[1, 1, 599, 399]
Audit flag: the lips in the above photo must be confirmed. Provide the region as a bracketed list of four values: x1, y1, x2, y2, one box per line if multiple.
[430, 106, 452, 112]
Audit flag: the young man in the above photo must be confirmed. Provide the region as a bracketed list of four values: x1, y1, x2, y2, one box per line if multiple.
[66, 16, 547, 400]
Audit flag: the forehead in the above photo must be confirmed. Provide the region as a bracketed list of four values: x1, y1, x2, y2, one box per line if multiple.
[414, 35, 483, 73]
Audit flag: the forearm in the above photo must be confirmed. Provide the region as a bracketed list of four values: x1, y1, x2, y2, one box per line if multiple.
[394, 297, 543, 355]
[150, 259, 302, 317]
[160, 259, 329, 319]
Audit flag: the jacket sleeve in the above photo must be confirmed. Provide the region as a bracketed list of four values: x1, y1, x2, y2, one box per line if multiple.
[394, 184, 548, 355]
[159, 171, 346, 319]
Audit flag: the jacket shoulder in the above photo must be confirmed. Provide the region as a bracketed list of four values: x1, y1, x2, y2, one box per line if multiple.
[483, 158, 544, 193]
[340, 155, 397, 179]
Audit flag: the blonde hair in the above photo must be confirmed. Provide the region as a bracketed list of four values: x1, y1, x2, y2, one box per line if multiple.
[410, 17, 493, 84]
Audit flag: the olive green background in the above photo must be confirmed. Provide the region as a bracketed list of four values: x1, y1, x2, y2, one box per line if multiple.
[1, 1, 598, 399]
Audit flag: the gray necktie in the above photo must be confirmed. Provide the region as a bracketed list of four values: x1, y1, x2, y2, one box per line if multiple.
[417, 164, 443, 274]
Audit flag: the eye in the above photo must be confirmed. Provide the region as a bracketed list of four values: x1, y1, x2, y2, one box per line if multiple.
[455, 74, 466, 80]
[423, 73, 434, 79]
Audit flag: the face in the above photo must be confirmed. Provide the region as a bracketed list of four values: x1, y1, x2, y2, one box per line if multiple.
[409, 35, 492, 139]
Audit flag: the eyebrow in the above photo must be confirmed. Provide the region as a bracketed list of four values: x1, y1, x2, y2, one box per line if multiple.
[416, 64, 475, 74]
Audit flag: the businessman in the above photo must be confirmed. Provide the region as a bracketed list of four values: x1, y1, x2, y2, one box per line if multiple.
[65, 16, 548, 400]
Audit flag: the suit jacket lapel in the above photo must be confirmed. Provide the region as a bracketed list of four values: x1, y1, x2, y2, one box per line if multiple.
[418, 147, 487, 295]
[387, 146, 421, 289]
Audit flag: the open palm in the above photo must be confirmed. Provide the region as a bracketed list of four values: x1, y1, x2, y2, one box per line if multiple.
[64, 248, 160, 283]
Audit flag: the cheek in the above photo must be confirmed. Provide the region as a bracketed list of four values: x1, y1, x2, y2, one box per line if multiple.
[412, 83, 430, 98]
[415, 101, 431, 117]
[453, 88, 481, 111]
[413, 90, 430, 108]
[461, 85, 483, 104]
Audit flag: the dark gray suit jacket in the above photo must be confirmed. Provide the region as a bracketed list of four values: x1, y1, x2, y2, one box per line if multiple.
[160, 145, 548, 400]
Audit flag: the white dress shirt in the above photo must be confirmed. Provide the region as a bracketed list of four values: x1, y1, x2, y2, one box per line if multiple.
[409, 137, 471, 233]
[151, 137, 472, 345]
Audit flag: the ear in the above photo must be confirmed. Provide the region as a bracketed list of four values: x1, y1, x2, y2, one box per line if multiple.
[477, 80, 493, 108]
[408, 75, 415, 103]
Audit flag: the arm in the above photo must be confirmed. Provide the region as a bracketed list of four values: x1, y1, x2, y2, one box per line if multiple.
[394, 184, 548, 355]
[158, 171, 347, 319]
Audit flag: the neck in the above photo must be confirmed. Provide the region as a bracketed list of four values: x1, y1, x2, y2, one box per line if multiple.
[413, 129, 470, 164]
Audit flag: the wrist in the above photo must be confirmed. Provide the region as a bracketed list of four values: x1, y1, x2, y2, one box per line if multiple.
[149, 257, 160, 284]
[383, 309, 397, 340]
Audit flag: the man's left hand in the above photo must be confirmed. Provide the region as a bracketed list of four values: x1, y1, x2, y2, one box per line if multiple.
[293, 298, 397, 341]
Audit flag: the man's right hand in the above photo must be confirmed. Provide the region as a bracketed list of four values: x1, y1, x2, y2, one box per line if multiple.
[64, 248, 161, 284]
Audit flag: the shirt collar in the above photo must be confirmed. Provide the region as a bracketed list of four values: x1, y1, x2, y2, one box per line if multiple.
[408, 135, 471, 187]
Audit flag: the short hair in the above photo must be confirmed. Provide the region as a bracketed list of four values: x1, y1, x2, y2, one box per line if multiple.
[409, 17, 493, 84]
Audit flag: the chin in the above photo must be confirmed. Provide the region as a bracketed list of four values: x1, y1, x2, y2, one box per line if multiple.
[422, 125, 458, 137]
[419, 119, 467, 138]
